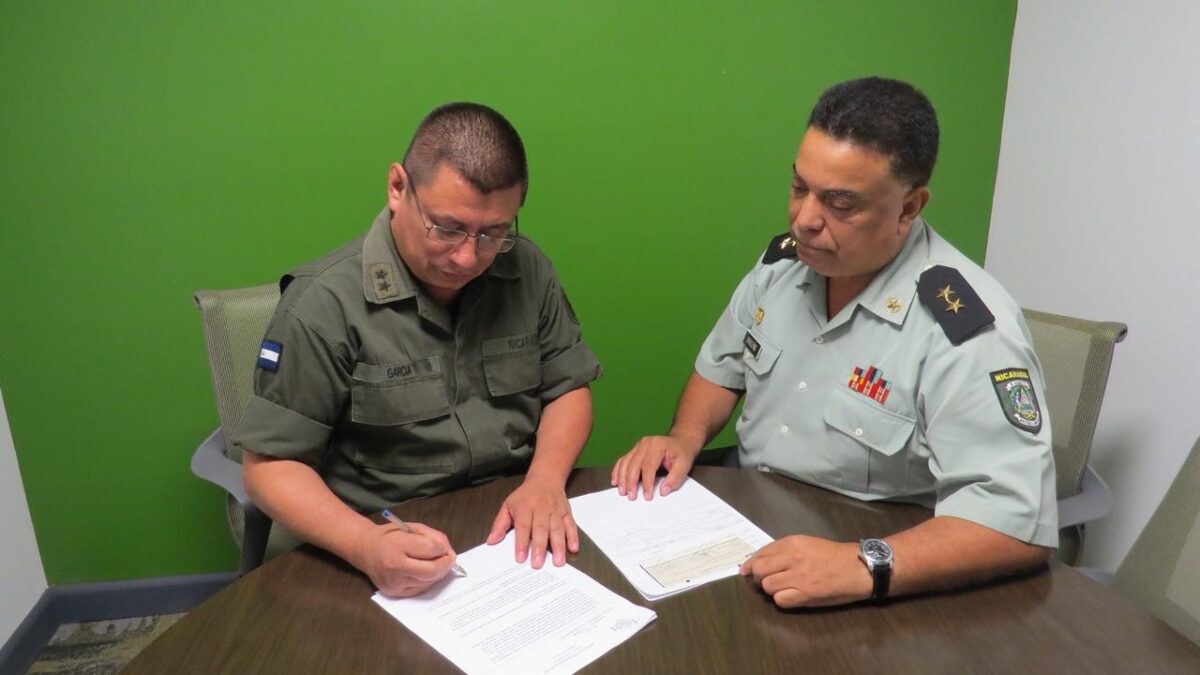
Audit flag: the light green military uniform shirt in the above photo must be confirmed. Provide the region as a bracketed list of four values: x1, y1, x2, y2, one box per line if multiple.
[231, 209, 602, 512]
[695, 218, 1058, 547]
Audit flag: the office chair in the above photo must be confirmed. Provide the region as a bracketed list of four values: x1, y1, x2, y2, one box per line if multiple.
[193, 283, 280, 574]
[1021, 308, 1127, 564]
[1111, 435, 1200, 645]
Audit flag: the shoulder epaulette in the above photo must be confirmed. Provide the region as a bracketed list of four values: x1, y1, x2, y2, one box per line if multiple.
[762, 233, 799, 264]
[917, 265, 994, 345]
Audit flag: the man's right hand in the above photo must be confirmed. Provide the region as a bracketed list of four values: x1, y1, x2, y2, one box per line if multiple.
[611, 435, 699, 501]
[352, 521, 458, 598]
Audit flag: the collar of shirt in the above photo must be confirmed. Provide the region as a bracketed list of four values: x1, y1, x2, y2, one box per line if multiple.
[853, 217, 930, 326]
[360, 207, 523, 307]
[794, 217, 930, 328]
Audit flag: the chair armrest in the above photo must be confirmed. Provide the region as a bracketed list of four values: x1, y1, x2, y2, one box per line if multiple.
[1074, 567, 1115, 584]
[191, 429, 251, 507]
[1058, 464, 1113, 528]
[192, 429, 272, 574]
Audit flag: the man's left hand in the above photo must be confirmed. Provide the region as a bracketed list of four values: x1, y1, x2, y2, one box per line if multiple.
[739, 534, 872, 608]
[487, 478, 579, 568]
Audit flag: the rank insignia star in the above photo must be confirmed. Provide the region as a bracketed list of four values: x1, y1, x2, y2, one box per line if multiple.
[780, 236, 794, 250]
[755, 307, 765, 325]
[377, 281, 391, 293]
[375, 268, 389, 280]
[935, 284, 963, 313]
[885, 297, 902, 314]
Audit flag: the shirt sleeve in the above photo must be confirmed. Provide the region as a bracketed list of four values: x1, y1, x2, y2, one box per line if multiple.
[229, 290, 351, 468]
[920, 304, 1059, 548]
[694, 264, 762, 389]
[537, 270, 602, 403]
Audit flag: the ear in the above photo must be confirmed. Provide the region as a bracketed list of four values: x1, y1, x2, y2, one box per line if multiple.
[899, 186, 930, 228]
[387, 163, 409, 213]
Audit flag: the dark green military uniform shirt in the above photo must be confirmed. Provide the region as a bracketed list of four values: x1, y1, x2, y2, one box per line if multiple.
[231, 209, 602, 512]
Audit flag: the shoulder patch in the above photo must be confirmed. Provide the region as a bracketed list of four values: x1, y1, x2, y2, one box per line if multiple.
[761, 232, 799, 264]
[917, 265, 994, 345]
[990, 368, 1042, 433]
[258, 340, 283, 372]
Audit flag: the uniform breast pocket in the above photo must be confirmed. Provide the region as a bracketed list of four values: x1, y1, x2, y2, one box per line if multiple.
[822, 386, 916, 495]
[482, 333, 541, 397]
[349, 358, 451, 426]
[742, 326, 782, 378]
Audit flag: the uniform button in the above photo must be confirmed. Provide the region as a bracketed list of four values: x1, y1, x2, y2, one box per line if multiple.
[797, 382, 808, 391]
[854, 428, 864, 437]
[815, 336, 825, 344]
[781, 425, 790, 433]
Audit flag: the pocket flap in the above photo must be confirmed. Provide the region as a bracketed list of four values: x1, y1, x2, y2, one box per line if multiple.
[350, 357, 449, 426]
[352, 357, 441, 386]
[483, 350, 541, 397]
[482, 332, 538, 358]
[823, 386, 915, 456]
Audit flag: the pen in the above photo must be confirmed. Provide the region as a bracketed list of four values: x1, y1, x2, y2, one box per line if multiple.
[381, 509, 467, 576]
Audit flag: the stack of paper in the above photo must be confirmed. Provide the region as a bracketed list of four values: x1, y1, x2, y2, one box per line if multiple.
[570, 479, 774, 600]
[372, 531, 656, 675]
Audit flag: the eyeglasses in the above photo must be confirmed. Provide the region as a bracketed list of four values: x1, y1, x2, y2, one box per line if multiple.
[409, 185, 518, 253]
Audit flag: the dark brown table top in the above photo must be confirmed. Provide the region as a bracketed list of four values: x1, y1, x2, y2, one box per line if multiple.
[123, 467, 1200, 674]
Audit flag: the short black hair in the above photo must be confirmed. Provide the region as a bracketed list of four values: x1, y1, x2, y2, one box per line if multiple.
[808, 77, 939, 188]
[402, 102, 529, 201]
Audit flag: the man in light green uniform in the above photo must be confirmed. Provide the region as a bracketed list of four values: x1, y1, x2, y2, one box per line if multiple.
[235, 103, 601, 598]
[613, 78, 1056, 607]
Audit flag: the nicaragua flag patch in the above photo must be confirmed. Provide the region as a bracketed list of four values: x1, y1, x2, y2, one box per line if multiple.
[257, 340, 283, 372]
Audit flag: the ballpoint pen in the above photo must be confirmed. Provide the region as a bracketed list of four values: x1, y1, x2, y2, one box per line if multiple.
[381, 509, 468, 576]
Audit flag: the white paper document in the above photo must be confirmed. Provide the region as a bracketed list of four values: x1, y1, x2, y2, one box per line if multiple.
[570, 479, 774, 600]
[372, 531, 656, 675]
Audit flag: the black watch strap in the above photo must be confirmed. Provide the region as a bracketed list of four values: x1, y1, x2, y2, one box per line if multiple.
[871, 565, 891, 602]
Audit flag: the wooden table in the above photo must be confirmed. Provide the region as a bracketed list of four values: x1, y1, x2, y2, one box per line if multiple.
[123, 467, 1200, 673]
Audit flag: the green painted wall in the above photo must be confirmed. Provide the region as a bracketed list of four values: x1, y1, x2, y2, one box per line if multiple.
[0, 2, 1016, 584]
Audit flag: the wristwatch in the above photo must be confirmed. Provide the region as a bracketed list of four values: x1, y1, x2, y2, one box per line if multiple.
[858, 538, 893, 602]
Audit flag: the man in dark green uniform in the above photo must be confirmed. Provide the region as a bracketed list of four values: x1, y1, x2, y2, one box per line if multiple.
[234, 103, 601, 598]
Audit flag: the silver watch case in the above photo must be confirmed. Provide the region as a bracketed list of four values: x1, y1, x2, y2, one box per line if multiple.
[858, 537, 893, 571]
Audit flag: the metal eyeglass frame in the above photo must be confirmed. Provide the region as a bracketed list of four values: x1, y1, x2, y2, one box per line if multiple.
[409, 184, 518, 253]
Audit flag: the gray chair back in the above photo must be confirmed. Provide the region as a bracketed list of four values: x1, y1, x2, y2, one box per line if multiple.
[1115, 436, 1200, 645]
[195, 284, 281, 462]
[1022, 308, 1126, 562]
[194, 283, 281, 570]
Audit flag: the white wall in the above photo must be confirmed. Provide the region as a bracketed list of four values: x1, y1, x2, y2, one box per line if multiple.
[988, 0, 1200, 571]
[0, 387, 46, 643]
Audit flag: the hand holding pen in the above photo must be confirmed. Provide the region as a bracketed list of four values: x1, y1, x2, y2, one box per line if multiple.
[383, 509, 468, 576]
